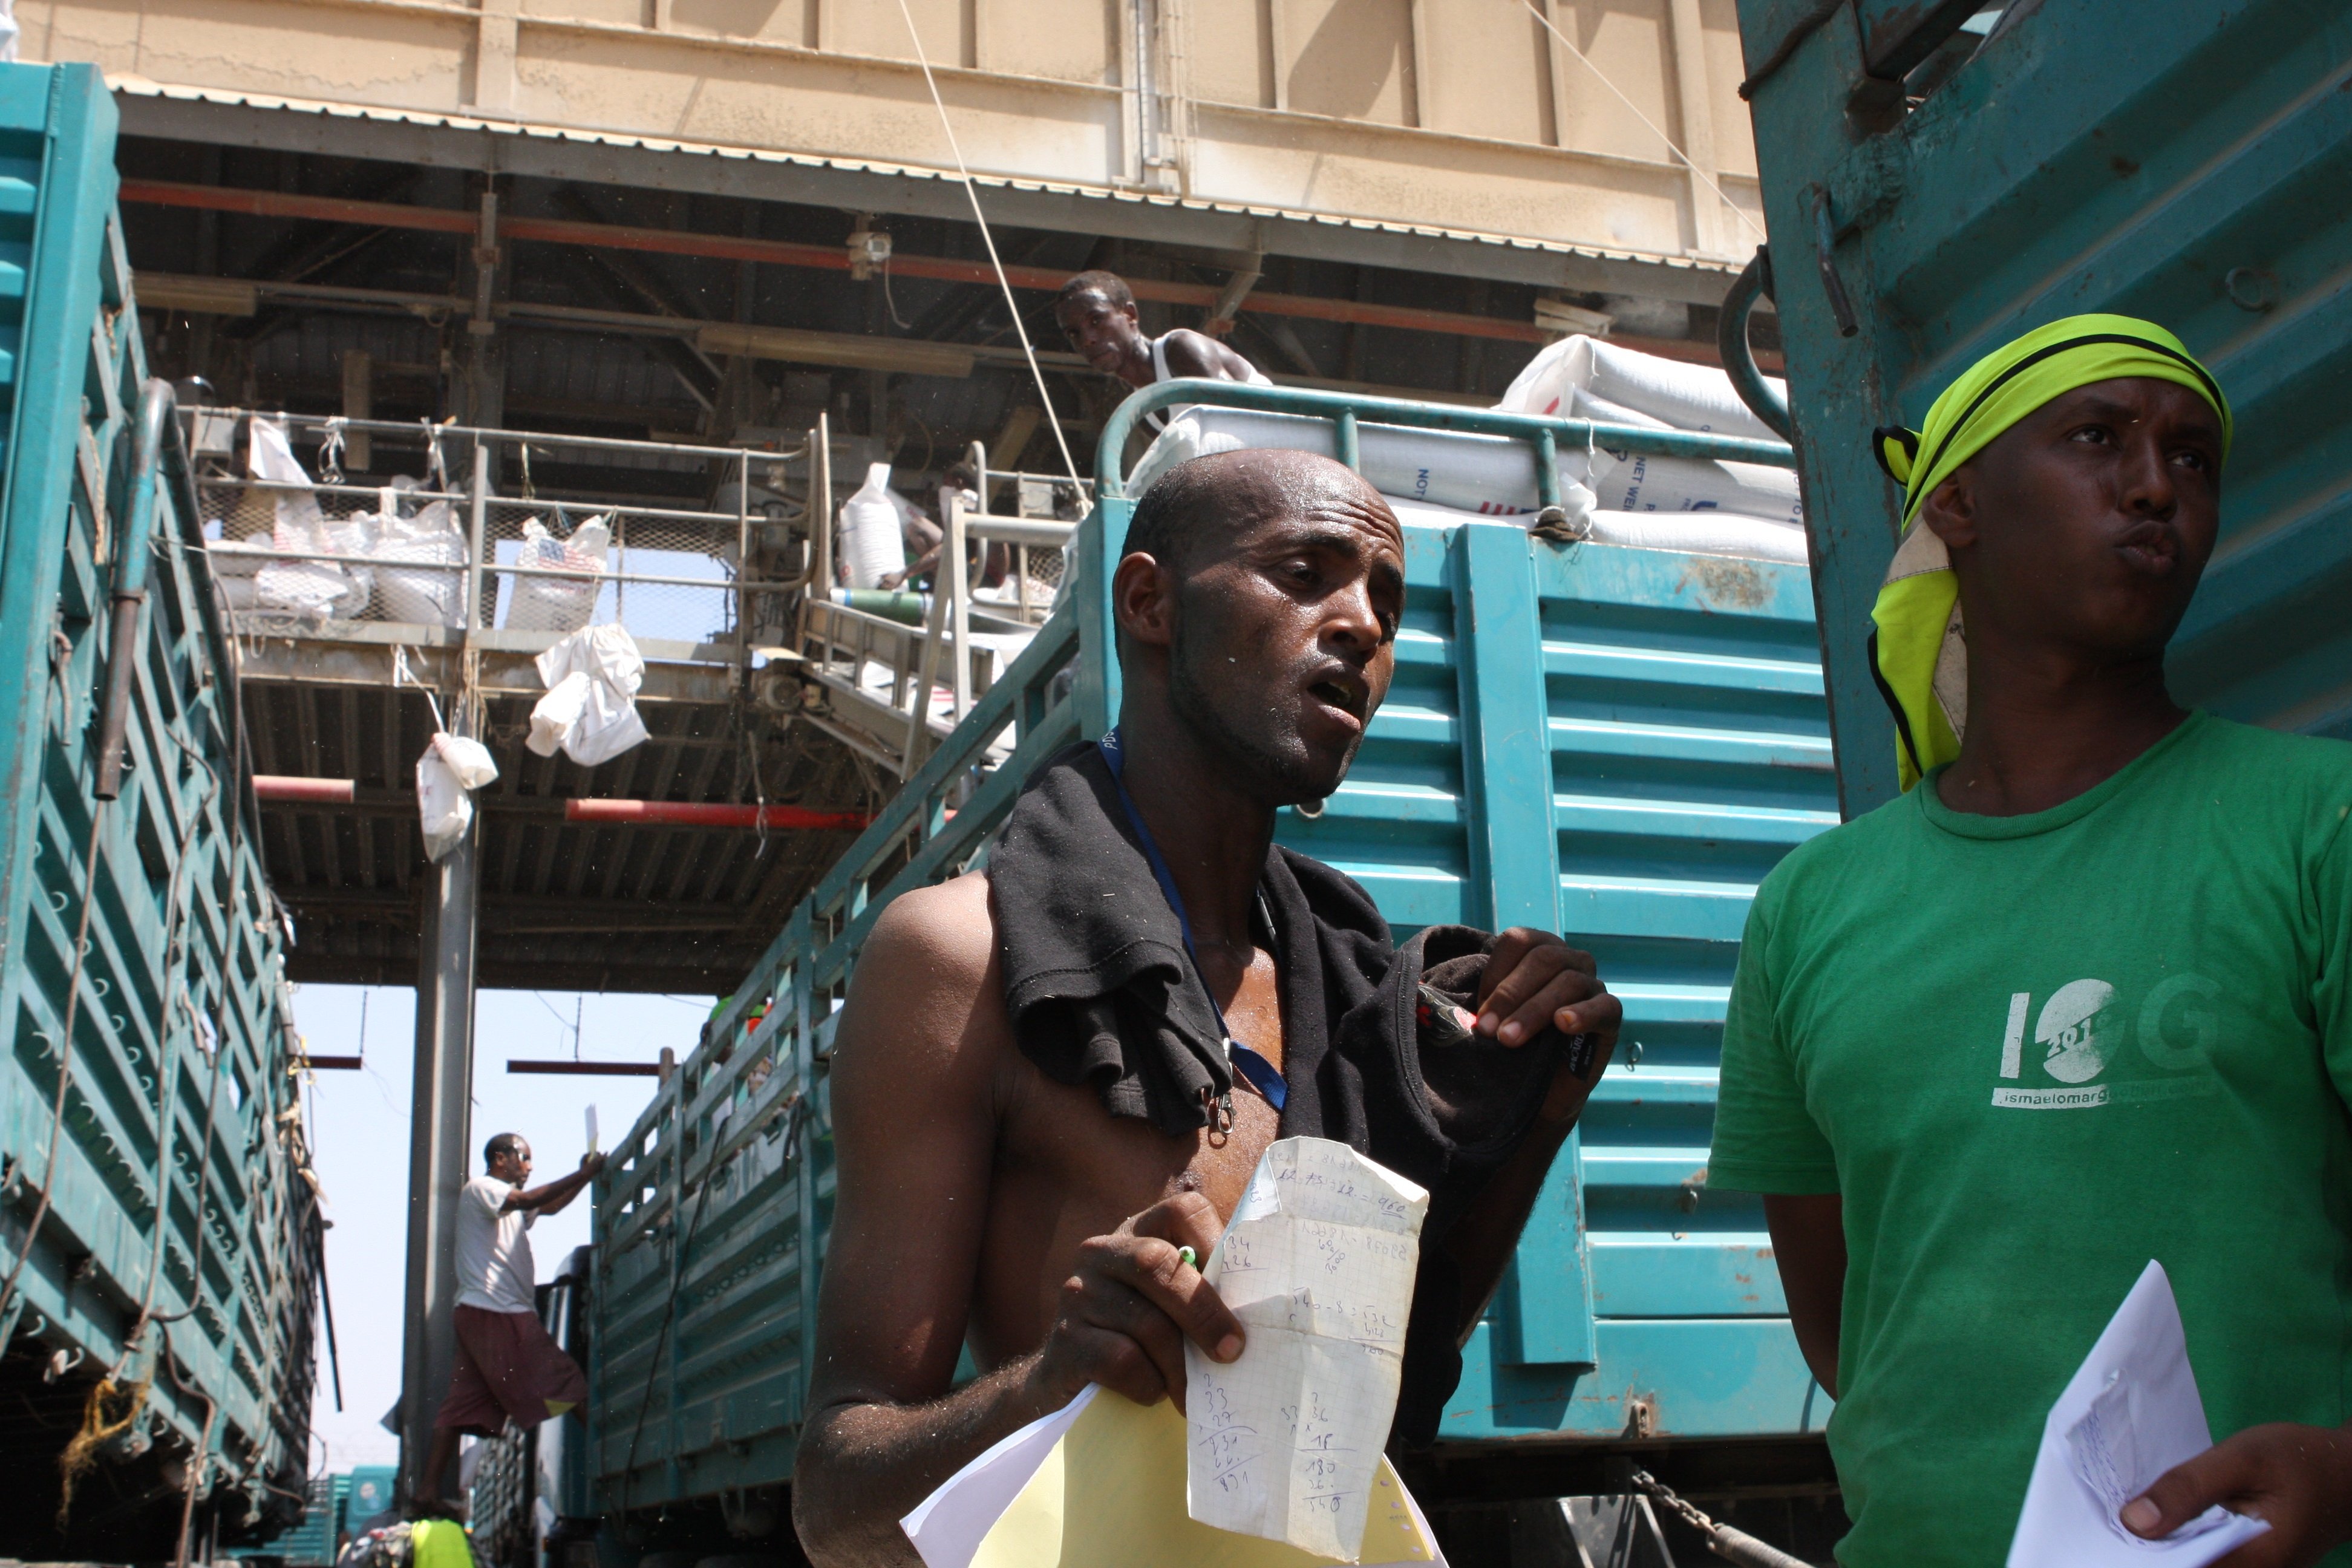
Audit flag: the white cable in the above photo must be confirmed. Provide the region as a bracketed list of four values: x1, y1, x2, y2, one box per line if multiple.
[894, 0, 1083, 486]
[1521, 0, 1769, 244]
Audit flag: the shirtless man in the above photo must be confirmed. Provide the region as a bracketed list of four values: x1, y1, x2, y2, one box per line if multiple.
[1053, 270, 1272, 416]
[792, 449, 1622, 1564]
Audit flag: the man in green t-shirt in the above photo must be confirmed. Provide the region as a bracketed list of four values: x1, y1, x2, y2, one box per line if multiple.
[1711, 315, 2352, 1567]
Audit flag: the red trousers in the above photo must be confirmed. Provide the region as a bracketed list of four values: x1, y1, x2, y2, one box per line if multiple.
[435, 1304, 587, 1436]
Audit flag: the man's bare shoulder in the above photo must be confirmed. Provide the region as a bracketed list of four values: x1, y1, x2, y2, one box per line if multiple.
[862, 871, 998, 984]
[834, 873, 1007, 1086]
[1158, 327, 1252, 381]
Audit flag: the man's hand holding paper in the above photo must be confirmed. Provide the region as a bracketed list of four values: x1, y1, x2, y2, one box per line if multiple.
[901, 1137, 1445, 1567]
[1187, 1138, 1431, 1561]
[1030, 1191, 1246, 1416]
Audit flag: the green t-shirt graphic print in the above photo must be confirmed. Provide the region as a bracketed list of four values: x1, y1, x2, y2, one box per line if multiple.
[1710, 713, 2352, 1567]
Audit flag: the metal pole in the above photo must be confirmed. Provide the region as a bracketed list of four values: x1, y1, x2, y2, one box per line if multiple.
[809, 414, 833, 632]
[397, 700, 481, 1504]
[903, 578, 950, 778]
[466, 442, 489, 632]
[946, 485, 972, 727]
[737, 448, 751, 653]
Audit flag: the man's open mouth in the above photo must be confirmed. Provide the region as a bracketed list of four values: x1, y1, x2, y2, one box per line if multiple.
[1306, 672, 1369, 730]
[2114, 520, 2179, 575]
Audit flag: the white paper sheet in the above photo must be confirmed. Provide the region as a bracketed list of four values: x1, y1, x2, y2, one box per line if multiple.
[903, 1384, 1102, 1568]
[1185, 1137, 1431, 1561]
[2008, 1260, 2270, 1567]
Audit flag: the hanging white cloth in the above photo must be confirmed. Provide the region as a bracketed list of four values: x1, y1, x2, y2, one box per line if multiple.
[528, 622, 650, 767]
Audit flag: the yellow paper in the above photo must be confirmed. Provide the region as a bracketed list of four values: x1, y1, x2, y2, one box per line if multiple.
[970, 1388, 1439, 1568]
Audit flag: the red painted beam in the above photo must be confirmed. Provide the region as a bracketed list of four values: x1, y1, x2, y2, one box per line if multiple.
[254, 775, 357, 803]
[508, 1059, 664, 1076]
[297, 1055, 365, 1071]
[564, 799, 873, 831]
[117, 178, 1561, 346]
[120, 178, 476, 234]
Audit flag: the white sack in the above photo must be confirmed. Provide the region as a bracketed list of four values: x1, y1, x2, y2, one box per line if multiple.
[1126, 407, 1800, 523]
[528, 623, 648, 766]
[375, 495, 469, 628]
[1566, 384, 1670, 430]
[1497, 334, 1594, 420]
[254, 514, 376, 618]
[248, 417, 377, 618]
[1593, 446, 1804, 526]
[1385, 494, 1808, 565]
[416, 732, 498, 863]
[840, 463, 907, 590]
[504, 517, 608, 634]
[247, 416, 323, 532]
[1497, 334, 1788, 444]
[1582, 336, 1786, 442]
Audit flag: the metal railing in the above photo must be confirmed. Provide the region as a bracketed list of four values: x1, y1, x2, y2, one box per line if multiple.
[185, 410, 817, 664]
[791, 431, 1080, 779]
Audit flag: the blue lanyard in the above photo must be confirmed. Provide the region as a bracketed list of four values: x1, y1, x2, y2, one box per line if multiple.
[1096, 730, 1289, 1113]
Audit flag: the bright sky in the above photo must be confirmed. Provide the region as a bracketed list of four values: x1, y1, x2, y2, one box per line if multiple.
[294, 984, 709, 1471]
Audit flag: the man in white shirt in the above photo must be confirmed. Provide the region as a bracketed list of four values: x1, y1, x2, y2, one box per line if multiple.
[1053, 270, 1274, 432]
[413, 1132, 604, 1514]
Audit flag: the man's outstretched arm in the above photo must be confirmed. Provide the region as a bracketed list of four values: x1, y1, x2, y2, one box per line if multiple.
[506, 1153, 604, 1217]
[791, 877, 1244, 1568]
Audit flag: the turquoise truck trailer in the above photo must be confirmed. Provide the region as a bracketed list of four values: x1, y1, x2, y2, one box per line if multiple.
[0, 62, 319, 1558]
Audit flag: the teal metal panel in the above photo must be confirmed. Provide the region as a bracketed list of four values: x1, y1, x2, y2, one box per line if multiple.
[1735, 0, 2352, 816]
[0, 62, 313, 1548]
[1444, 530, 1835, 1442]
[1444, 1318, 1826, 1442]
[1451, 521, 1562, 934]
[586, 380, 1835, 1512]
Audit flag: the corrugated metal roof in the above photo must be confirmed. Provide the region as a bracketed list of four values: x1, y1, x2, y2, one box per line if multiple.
[108, 75, 1742, 281]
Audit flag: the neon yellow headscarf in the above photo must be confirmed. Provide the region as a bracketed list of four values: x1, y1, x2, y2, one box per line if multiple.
[1869, 314, 2232, 791]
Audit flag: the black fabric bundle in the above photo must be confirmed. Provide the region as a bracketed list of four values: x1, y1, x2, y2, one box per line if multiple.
[990, 741, 1578, 1448]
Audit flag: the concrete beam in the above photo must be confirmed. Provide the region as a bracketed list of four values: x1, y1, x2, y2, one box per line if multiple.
[114, 91, 1742, 305]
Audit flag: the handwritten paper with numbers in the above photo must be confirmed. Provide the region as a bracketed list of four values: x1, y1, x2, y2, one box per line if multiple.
[1186, 1137, 1431, 1561]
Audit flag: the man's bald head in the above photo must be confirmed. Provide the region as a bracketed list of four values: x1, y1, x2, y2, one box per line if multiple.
[1112, 447, 1405, 805]
[1124, 448, 1399, 580]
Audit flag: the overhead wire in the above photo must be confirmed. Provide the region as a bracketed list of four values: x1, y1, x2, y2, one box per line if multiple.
[893, 0, 1083, 486]
[1519, 0, 1769, 245]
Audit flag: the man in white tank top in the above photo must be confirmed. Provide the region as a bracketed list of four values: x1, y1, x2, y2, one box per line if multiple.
[1054, 270, 1273, 430]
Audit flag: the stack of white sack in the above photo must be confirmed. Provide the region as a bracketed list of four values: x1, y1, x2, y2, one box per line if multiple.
[1497, 333, 1786, 439]
[208, 472, 469, 624]
[1123, 336, 1806, 565]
